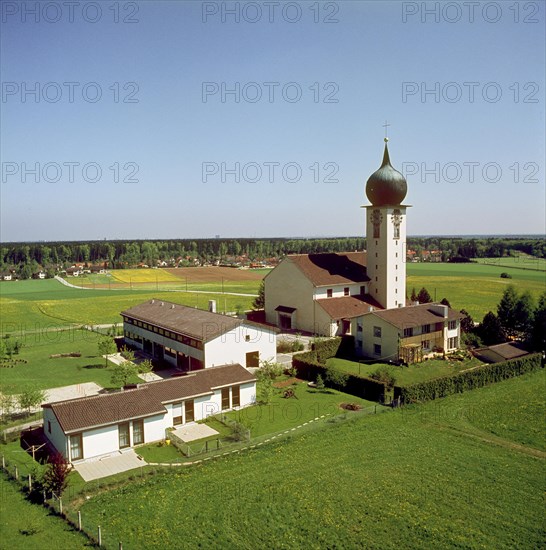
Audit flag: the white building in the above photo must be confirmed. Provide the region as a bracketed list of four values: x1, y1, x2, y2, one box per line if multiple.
[122, 299, 277, 370]
[42, 364, 256, 462]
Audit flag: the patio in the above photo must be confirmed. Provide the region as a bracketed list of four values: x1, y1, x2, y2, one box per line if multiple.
[74, 450, 146, 481]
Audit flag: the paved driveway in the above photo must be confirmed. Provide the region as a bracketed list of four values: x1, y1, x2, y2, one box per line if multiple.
[74, 450, 146, 481]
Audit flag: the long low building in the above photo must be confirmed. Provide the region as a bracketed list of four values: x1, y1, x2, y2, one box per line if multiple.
[43, 364, 256, 463]
[122, 299, 277, 370]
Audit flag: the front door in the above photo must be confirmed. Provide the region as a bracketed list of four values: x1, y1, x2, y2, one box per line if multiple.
[119, 422, 130, 449]
[279, 314, 291, 329]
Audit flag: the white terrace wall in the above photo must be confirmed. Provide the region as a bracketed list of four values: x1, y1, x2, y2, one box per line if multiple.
[43, 407, 68, 458]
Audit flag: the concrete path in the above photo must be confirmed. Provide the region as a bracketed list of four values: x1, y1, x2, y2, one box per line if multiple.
[74, 450, 146, 481]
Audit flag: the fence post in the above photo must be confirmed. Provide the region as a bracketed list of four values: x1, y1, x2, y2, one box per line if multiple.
[78, 510, 82, 531]
[98, 525, 102, 547]
[14, 466, 18, 480]
[59, 498, 63, 515]
[28, 473, 32, 492]
[1, 455, 4, 469]
[119, 542, 123, 550]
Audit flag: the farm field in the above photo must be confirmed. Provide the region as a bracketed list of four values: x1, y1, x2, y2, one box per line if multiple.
[0, 329, 140, 394]
[0, 474, 89, 550]
[327, 357, 484, 386]
[77, 369, 545, 549]
[406, 260, 545, 319]
[73, 266, 266, 294]
[0, 279, 254, 332]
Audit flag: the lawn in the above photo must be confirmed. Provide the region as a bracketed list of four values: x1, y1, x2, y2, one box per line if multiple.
[224, 378, 378, 437]
[326, 356, 483, 386]
[0, 279, 254, 331]
[76, 369, 545, 549]
[407, 261, 545, 319]
[0, 329, 139, 394]
[0, 475, 90, 550]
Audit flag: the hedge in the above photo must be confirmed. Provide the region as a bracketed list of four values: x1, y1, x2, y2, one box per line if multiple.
[396, 353, 542, 404]
[292, 350, 387, 402]
[311, 336, 355, 364]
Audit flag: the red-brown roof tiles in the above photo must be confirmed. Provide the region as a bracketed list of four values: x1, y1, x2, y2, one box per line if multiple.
[43, 364, 255, 434]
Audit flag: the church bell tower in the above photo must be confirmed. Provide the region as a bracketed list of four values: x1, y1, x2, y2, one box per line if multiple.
[364, 138, 410, 309]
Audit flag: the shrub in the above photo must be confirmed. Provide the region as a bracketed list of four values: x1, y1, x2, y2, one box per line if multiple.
[500, 272, 512, 279]
[258, 360, 284, 380]
[370, 367, 397, 387]
[325, 367, 349, 389]
[315, 374, 325, 390]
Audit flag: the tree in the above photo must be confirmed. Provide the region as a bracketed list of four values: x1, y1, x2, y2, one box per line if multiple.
[110, 359, 152, 387]
[497, 285, 519, 338]
[0, 393, 16, 419]
[513, 291, 535, 338]
[98, 337, 117, 368]
[440, 297, 451, 308]
[18, 387, 46, 416]
[325, 367, 349, 389]
[315, 374, 325, 391]
[252, 280, 265, 310]
[477, 312, 505, 346]
[410, 288, 417, 302]
[529, 292, 546, 352]
[416, 287, 432, 304]
[41, 452, 70, 497]
[459, 309, 474, 334]
[370, 367, 396, 387]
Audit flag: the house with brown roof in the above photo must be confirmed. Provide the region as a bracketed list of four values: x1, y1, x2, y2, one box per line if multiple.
[359, 303, 463, 362]
[122, 299, 277, 371]
[43, 364, 256, 462]
[264, 252, 376, 336]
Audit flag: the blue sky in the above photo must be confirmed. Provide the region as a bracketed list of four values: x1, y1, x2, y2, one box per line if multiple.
[1, 0, 544, 241]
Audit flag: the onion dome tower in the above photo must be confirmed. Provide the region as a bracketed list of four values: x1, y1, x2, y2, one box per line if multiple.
[364, 137, 410, 310]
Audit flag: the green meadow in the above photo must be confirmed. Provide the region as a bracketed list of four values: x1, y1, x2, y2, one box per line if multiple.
[407, 260, 545, 319]
[0, 329, 141, 394]
[76, 369, 545, 549]
[0, 475, 90, 550]
[0, 279, 254, 331]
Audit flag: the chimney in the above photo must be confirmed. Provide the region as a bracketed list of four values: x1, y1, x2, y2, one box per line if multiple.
[209, 300, 217, 313]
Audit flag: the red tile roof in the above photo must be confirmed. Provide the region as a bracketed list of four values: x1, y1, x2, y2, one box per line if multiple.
[122, 299, 243, 342]
[43, 364, 255, 434]
[317, 295, 383, 320]
[287, 252, 369, 286]
[371, 303, 463, 329]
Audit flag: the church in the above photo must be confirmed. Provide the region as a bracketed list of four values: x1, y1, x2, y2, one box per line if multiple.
[264, 138, 462, 361]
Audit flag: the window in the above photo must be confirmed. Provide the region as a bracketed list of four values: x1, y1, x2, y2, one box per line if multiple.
[374, 344, 381, 356]
[221, 388, 230, 410]
[403, 327, 413, 337]
[357, 324, 363, 332]
[344, 287, 350, 296]
[232, 385, 240, 408]
[185, 400, 194, 423]
[245, 335, 251, 342]
[422, 340, 430, 350]
[373, 326, 382, 338]
[435, 322, 444, 331]
[448, 320, 457, 330]
[173, 402, 183, 425]
[70, 433, 83, 461]
[422, 324, 431, 334]
[448, 337, 459, 349]
[327, 289, 333, 298]
[133, 419, 144, 445]
[119, 423, 130, 449]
